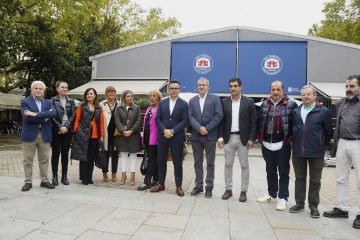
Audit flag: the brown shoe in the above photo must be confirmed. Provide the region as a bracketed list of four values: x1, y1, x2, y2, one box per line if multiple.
[150, 184, 165, 192]
[111, 173, 117, 182]
[222, 190, 233, 200]
[103, 173, 109, 182]
[21, 183, 32, 191]
[40, 181, 55, 189]
[176, 187, 184, 197]
[239, 191, 247, 202]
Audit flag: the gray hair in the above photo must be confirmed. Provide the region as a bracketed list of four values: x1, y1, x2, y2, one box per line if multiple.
[31, 81, 46, 90]
[301, 85, 316, 95]
[198, 77, 209, 86]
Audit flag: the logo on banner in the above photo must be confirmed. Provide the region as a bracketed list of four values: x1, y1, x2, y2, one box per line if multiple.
[261, 55, 283, 75]
[193, 54, 213, 74]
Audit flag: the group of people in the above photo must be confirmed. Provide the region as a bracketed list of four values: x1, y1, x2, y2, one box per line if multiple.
[19, 75, 360, 229]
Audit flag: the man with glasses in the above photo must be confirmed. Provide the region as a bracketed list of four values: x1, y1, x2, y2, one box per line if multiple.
[189, 77, 223, 198]
[151, 81, 189, 196]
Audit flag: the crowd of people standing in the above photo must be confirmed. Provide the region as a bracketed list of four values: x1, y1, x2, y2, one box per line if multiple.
[19, 75, 360, 229]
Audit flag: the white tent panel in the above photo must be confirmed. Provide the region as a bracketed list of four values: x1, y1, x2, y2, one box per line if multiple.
[310, 82, 346, 99]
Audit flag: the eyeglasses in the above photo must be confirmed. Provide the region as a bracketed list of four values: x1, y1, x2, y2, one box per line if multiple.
[169, 88, 180, 91]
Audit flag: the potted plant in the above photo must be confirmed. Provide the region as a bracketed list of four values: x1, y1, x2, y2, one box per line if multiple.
[135, 98, 151, 113]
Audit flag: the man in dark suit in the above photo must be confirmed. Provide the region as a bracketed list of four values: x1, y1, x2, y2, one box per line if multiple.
[189, 77, 223, 198]
[151, 80, 189, 196]
[218, 78, 256, 202]
[20, 81, 57, 191]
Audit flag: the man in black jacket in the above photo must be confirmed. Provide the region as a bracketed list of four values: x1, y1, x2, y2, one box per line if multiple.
[256, 81, 297, 211]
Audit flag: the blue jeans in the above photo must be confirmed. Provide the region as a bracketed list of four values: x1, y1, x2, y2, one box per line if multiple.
[262, 143, 291, 199]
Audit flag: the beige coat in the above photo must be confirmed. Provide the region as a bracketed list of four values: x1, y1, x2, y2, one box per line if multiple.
[100, 99, 121, 151]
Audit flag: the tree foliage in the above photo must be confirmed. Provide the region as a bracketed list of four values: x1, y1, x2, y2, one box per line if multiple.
[0, 0, 181, 96]
[309, 0, 360, 44]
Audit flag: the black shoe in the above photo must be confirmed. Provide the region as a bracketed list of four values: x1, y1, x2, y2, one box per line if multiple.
[353, 215, 360, 229]
[311, 209, 320, 218]
[88, 180, 93, 184]
[21, 183, 32, 191]
[289, 205, 305, 213]
[82, 180, 88, 185]
[40, 181, 55, 189]
[323, 207, 349, 218]
[61, 173, 69, 185]
[52, 173, 58, 186]
[190, 187, 203, 196]
[137, 184, 151, 191]
[205, 188, 212, 198]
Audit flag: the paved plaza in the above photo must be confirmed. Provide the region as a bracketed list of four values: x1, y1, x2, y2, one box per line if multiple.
[0, 145, 359, 239]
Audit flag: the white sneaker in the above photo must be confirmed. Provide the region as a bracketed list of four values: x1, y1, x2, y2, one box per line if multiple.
[276, 198, 288, 211]
[256, 194, 278, 203]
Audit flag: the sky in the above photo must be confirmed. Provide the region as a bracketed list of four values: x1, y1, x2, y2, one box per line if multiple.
[132, 0, 329, 36]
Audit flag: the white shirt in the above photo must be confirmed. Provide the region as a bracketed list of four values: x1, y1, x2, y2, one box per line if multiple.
[199, 93, 207, 114]
[230, 96, 240, 132]
[169, 97, 178, 115]
[263, 97, 283, 151]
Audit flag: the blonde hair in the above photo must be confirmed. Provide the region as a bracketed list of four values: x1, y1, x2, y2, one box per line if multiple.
[149, 90, 162, 101]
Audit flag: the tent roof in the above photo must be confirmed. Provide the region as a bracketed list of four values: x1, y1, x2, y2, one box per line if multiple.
[310, 82, 346, 99]
[0, 93, 24, 110]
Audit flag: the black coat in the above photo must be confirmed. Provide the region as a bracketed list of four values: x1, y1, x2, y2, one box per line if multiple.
[71, 104, 102, 162]
[51, 95, 76, 131]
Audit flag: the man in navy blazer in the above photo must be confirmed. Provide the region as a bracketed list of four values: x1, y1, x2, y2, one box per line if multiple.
[151, 80, 189, 196]
[218, 78, 256, 202]
[20, 81, 57, 191]
[189, 77, 223, 198]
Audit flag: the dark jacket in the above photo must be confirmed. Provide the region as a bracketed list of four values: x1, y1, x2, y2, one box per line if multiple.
[114, 103, 142, 153]
[156, 97, 189, 143]
[257, 95, 298, 145]
[292, 102, 333, 158]
[189, 93, 223, 141]
[51, 95, 76, 131]
[218, 95, 256, 145]
[330, 97, 347, 157]
[71, 104, 102, 162]
[20, 96, 57, 142]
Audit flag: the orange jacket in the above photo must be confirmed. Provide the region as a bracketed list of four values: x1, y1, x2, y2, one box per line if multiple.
[74, 106, 104, 138]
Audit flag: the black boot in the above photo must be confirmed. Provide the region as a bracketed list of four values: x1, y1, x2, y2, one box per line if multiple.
[61, 172, 69, 185]
[52, 173, 58, 186]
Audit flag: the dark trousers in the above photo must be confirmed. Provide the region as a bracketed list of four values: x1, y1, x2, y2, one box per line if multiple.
[192, 138, 216, 190]
[102, 128, 119, 173]
[157, 141, 183, 187]
[144, 144, 159, 185]
[51, 129, 72, 174]
[79, 138, 97, 182]
[262, 143, 291, 199]
[292, 156, 324, 209]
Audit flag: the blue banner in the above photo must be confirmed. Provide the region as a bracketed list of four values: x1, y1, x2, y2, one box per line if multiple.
[238, 41, 307, 94]
[171, 42, 237, 93]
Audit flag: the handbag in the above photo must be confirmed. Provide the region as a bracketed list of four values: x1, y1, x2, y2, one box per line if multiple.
[114, 108, 132, 136]
[140, 148, 148, 176]
[95, 142, 107, 169]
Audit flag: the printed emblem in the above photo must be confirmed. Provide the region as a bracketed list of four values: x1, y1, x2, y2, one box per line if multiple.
[261, 55, 283, 75]
[193, 54, 213, 74]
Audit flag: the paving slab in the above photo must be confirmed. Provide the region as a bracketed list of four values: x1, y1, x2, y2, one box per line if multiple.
[0, 217, 43, 240]
[18, 230, 76, 240]
[14, 199, 80, 223]
[0, 195, 48, 217]
[229, 210, 277, 240]
[91, 208, 150, 235]
[191, 197, 229, 218]
[39, 203, 114, 236]
[274, 228, 322, 240]
[182, 214, 230, 240]
[131, 225, 183, 240]
[77, 229, 130, 240]
[144, 212, 189, 230]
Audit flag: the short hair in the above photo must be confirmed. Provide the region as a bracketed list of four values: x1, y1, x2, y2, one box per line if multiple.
[346, 75, 360, 86]
[198, 77, 209, 86]
[229, 78, 242, 86]
[301, 85, 316, 95]
[81, 88, 99, 106]
[149, 90, 162, 101]
[105, 86, 116, 96]
[55, 81, 67, 88]
[270, 80, 284, 90]
[31, 81, 46, 90]
[169, 80, 180, 87]
[121, 90, 133, 106]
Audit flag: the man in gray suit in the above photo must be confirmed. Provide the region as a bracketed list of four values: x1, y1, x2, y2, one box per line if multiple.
[189, 77, 223, 198]
[218, 78, 256, 202]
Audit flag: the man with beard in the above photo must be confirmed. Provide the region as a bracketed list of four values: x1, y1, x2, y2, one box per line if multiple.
[323, 75, 360, 229]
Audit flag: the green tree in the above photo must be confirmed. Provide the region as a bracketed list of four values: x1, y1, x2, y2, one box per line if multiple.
[309, 0, 360, 44]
